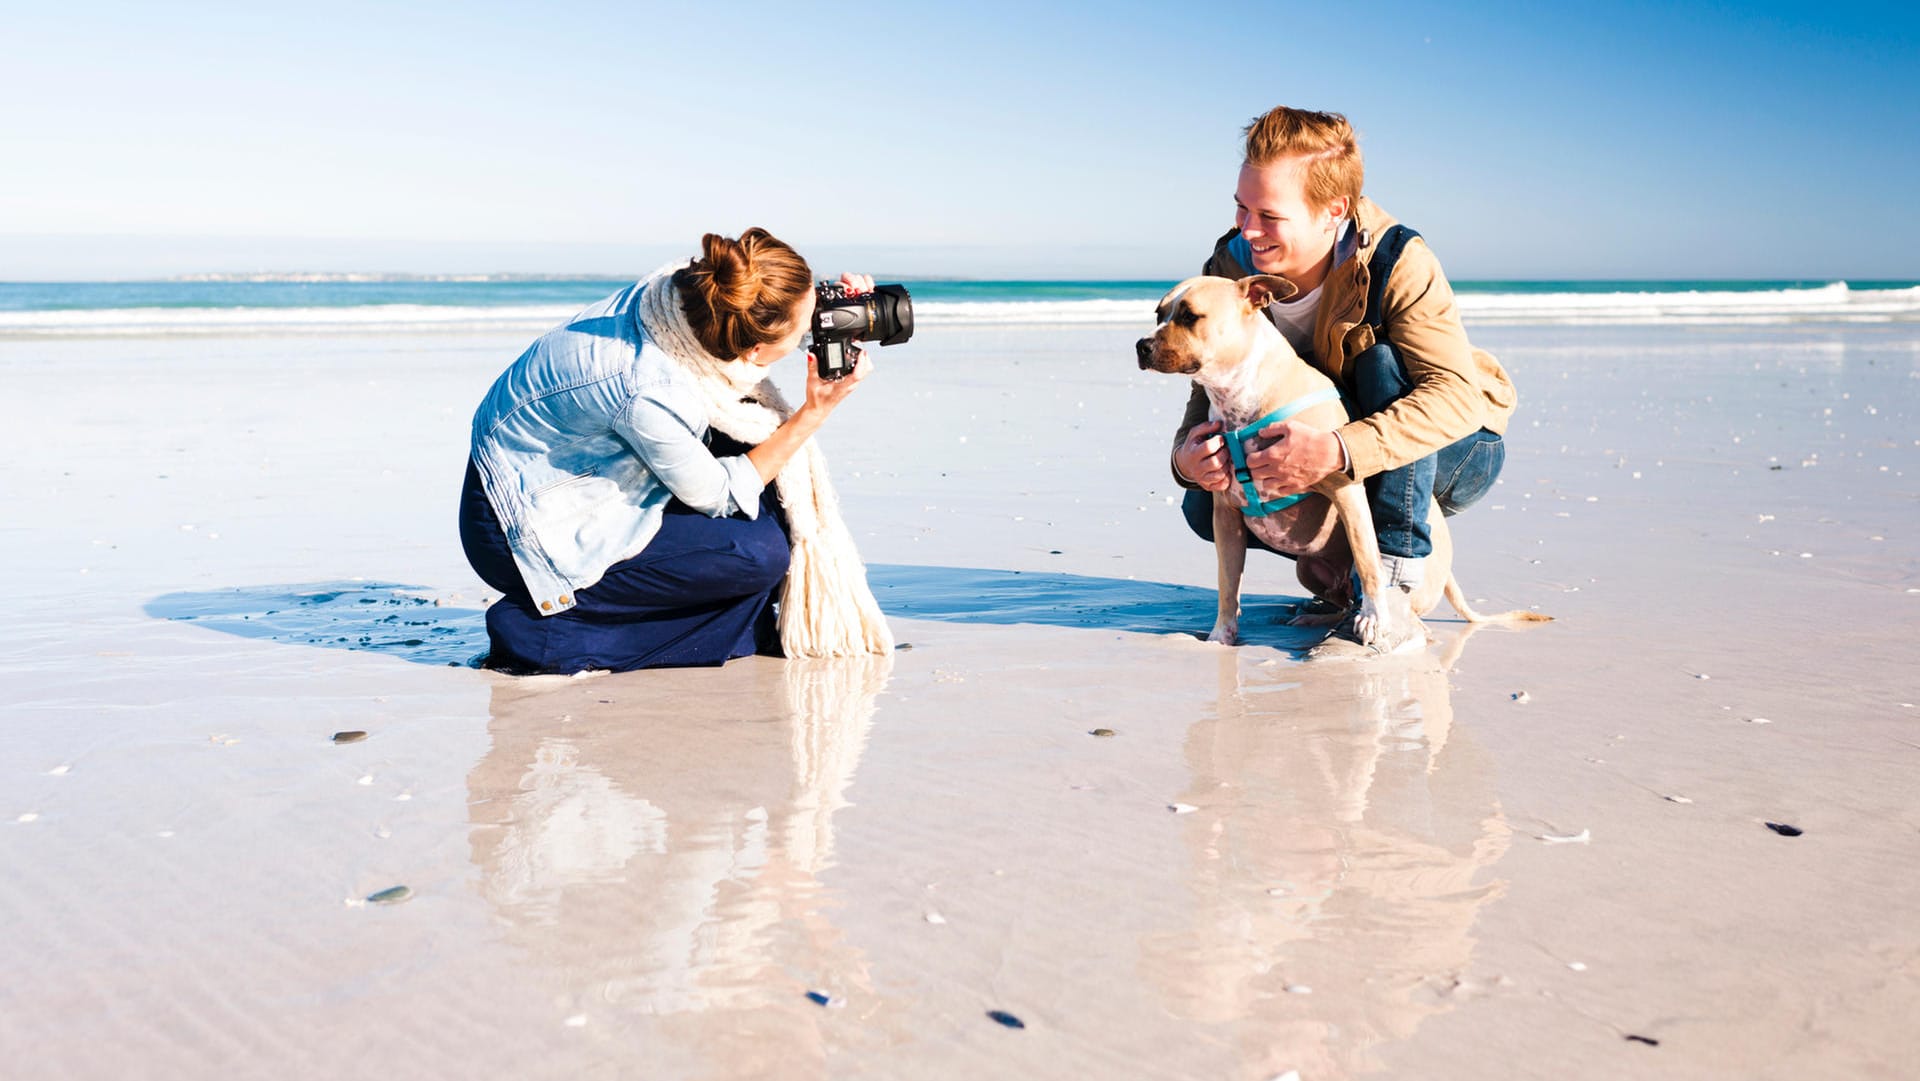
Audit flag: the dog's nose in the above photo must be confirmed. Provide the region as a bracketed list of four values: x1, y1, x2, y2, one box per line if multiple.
[1135, 338, 1153, 369]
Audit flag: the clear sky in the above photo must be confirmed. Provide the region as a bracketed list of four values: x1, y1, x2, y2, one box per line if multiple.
[3, 1, 1915, 279]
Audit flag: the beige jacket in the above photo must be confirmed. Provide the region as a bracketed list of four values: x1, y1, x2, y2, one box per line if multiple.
[1173, 197, 1516, 485]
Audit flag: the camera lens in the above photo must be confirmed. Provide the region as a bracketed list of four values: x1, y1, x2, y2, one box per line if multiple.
[872, 284, 913, 346]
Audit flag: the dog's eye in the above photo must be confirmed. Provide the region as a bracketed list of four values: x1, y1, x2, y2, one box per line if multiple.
[1176, 309, 1202, 328]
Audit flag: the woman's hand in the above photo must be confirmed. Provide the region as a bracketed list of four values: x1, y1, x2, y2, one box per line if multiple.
[798, 270, 878, 415]
[1174, 420, 1232, 492]
[802, 344, 873, 415]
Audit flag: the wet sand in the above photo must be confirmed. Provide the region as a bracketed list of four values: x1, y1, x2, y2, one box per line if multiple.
[2, 320, 1917, 1079]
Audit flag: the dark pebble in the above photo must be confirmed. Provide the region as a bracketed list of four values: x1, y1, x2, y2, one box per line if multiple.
[331, 731, 368, 744]
[1048, 550, 1062, 555]
[366, 885, 412, 905]
[805, 990, 833, 1007]
[897, 642, 913, 651]
[1765, 821, 1803, 837]
[1624, 1034, 1660, 1046]
[1090, 728, 1116, 738]
[987, 1010, 1025, 1029]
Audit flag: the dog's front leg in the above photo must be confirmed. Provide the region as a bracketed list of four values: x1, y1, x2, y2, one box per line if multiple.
[1209, 494, 1248, 645]
[1323, 481, 1396, 645]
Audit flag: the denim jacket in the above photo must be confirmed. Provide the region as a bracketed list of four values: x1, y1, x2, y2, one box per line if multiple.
[469, 280, 766, 616]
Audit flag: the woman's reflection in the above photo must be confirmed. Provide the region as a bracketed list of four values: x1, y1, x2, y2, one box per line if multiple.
[466, 656, 891, 1075]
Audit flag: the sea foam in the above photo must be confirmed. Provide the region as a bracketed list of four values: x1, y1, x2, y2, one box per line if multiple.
[3, 282, 1917, 337]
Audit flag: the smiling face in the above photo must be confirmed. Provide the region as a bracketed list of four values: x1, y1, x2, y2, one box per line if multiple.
[1233, 158, 1349, 282]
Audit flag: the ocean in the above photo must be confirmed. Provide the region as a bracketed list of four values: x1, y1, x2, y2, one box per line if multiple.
[2, 277, 1918, 337]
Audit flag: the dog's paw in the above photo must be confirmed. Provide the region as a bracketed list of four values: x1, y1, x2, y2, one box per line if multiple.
[1355, 594, 1387, 645]
[1206, 622, 1239, 646]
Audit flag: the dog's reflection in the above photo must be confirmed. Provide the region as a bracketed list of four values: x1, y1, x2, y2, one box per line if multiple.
[466, 657, 891, 1070]
[1142, 627, 1511, 1081]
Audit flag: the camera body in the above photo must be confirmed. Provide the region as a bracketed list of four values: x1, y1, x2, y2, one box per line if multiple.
[811, 281, 914, 380]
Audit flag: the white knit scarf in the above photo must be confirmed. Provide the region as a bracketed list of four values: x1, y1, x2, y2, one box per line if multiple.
[636, 264, 892, 659]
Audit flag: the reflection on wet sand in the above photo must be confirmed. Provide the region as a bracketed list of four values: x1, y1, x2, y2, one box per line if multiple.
[467, 656, 892, 1078]
[1142, 628, 1511, 1081]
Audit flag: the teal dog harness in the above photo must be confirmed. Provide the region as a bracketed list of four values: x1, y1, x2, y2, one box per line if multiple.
[1222, 387, 1343, 517]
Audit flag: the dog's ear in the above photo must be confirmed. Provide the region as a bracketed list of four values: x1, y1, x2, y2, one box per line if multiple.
[1241, 275, 1298, 308]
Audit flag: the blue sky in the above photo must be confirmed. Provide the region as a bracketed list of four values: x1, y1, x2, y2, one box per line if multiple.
[3, 1, 1915, 279]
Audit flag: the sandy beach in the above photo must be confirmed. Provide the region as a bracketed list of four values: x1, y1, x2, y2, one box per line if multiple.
[4, 313, 1918, 1080]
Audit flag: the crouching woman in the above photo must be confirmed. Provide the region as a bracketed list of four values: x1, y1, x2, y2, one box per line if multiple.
[458, 228, 892, 674]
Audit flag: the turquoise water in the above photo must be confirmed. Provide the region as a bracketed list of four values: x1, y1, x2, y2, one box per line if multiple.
[4, 278, 1918, 333]
[4, 278, 1917, 313]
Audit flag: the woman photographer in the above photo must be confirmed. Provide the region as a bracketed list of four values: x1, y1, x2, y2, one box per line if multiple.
[458, 228, 893, 674]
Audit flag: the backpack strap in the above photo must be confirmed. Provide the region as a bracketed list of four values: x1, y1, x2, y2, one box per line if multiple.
[1363, 224, 1421, 331]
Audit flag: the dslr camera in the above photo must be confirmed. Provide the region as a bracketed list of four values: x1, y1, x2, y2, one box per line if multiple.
[811, 281, 914, 380]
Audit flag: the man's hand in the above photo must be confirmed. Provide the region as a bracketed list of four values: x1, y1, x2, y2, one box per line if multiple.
[1174, 420, 1232, 492]
[1245, 420, 1342, 498]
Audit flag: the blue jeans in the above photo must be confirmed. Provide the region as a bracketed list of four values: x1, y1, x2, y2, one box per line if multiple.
[1182, 342, 1503, 560]
[459, 446, 790, 674]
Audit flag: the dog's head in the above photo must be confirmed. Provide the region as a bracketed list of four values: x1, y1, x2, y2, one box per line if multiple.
[1135, 274, 1298, 377]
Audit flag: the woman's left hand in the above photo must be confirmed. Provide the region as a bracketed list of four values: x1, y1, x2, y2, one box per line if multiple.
[838, 272, 876, 295]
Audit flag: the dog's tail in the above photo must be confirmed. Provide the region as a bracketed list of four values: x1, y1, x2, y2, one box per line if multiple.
[1443, 576, 1554, 624]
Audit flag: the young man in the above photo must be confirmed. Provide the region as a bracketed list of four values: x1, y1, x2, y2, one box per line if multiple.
[1170, 106, 1517, 657]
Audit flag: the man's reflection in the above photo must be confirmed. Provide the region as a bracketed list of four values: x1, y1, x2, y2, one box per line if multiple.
[1141, 627, 1511, 1081]
[466, 657, 891, 1076]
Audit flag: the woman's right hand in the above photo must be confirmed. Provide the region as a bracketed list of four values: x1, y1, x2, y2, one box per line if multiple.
[749, 349, 874, 484]
[802, 345, 873, 416]
[1175, 420, 1232, 492]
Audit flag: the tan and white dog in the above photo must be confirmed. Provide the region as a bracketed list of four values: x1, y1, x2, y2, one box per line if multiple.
[1137, 274, 1547, 650]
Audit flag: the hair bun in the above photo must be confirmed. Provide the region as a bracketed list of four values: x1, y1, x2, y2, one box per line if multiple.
[676, 228, 815, 360]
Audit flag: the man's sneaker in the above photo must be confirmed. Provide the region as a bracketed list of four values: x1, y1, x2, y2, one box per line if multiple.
[1304, 589, 1428, 661]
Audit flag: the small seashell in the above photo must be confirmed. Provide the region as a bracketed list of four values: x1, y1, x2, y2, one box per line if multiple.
[1270, 1073, 1302, 1081]
[1695, 673, 1711, 680]
[1284, 984, 1312, 995]
[366, 885, 412, 905]
[1511, 691, 1531, 703]
[1567, 961, 1588, 971]
[1168, 803, 1198, 814]
[1089, 728, 1116, 738]
[17, 813, 39, 824]
[1536, 829, 1591, 845]
[986, 1009, 1025, 1029]
[332, 730, 368, 744]
[48, 765, 70, 776]
[563, 1015, 587, 1028]
[924, 912, 947, 925]
[1664, 795, 1693, 804]
[1266, 886, 1290, 897]
[1746, 717, 1773, 724]
[1765, 821, 1803, 837]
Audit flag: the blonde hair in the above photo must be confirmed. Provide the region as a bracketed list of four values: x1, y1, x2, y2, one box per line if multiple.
[1242, 106, 1364, 215]
[675, 228, 813, 359]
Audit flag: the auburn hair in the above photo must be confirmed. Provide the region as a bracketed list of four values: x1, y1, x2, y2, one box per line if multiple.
[1242, 106, 1364, 215]
[675, 228, 813, 359]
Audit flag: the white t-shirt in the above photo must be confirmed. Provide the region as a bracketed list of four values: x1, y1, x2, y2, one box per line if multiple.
[1264, 220, 1358, 359]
